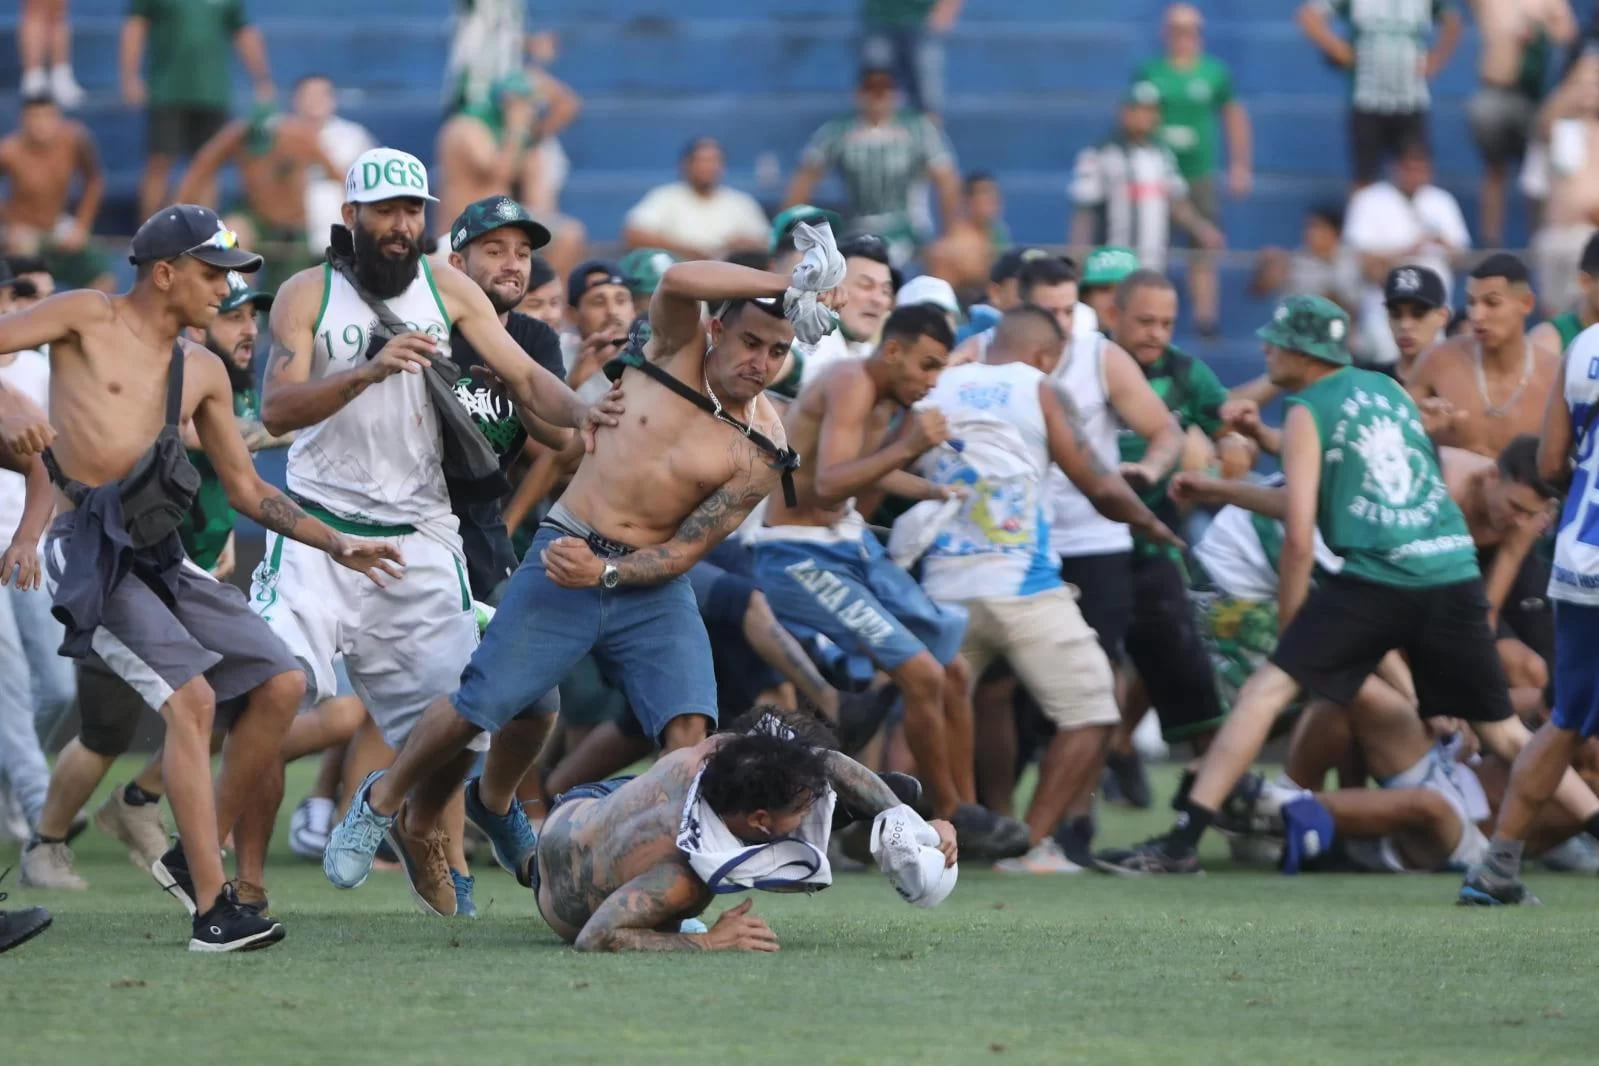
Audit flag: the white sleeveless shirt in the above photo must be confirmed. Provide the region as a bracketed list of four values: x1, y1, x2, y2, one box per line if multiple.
[1551, 324, 1599, 605]
[1048, 331, 1133, 558]
[286, 259, 455, 526]
[917, 361, 1063, 601]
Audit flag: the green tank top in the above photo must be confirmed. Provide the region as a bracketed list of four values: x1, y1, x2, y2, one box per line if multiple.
[178, 386, 260, 570]
[1287, 367, 1478, 589]
[1550, 311, 1584, 353]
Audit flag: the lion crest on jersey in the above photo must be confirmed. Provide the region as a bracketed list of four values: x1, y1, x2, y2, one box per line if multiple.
[1352, 416, 1420, 506]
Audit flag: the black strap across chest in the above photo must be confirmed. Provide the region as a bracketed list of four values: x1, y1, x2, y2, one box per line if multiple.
[42, 341, 185, 503]
[614, 347, 801, 507]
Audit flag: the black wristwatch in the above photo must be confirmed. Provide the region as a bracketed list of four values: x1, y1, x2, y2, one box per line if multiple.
[600, 563, 620, 589]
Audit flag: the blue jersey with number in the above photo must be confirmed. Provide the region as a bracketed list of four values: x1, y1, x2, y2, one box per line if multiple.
[1552, 325, 1599, 605]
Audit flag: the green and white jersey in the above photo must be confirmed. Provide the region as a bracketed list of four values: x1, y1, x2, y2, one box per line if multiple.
[286, 260, 454, 526]
[1287, 367, 1478, 588]
[1070, 136, 1186, 272]
[1193, 476, 1344, 601]
[800, 111, 954, 242]
[1322, 0, 1449, 114]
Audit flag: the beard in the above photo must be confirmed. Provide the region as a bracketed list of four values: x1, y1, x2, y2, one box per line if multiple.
[205, 335, 256, 393]
[482, 276, 525, 315]
[352, 221, 423, 300]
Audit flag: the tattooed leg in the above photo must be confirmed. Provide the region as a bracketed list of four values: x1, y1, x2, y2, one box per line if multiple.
[742, 590, 839, 720]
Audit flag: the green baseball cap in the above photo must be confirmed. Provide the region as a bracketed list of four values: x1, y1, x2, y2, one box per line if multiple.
[1256, 294, 1352, 366]
[769, 204, 844, 252]
[1126, 81, 1162, 108]
[1082, 246, 1140, 287]
[449, 195, 552, 252]
[618, 248, 676, 295]
[219, 270, 272, 314]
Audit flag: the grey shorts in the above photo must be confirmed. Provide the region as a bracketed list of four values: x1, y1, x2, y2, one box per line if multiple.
[46, 530, 300, 715]
[1468, 86, 1536, 166]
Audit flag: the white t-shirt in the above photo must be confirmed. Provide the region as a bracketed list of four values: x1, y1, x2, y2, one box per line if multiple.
[306, 116, 378, 256]
[561, 331, 620, 404]
[1194, 500, 1342, 601]
[0, 350, 50, 545]
[624, 182, 769, 258]
[1343, 181, 1471, 365]
[797, 330, 874, 390]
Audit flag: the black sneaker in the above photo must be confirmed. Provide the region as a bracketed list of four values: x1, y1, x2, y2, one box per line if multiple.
[1214, 772, 1267, 836]
[1104, 749, 1152, 809]
[1093, 835, 1203, 876]
[878, 772, 927, 817]
[949, 804, 1030, 861]
[151, 841, 197, 916]
[1052, 817, 1096, 869]
[189, 884, 286, 953]
[0, 866, 52, 953]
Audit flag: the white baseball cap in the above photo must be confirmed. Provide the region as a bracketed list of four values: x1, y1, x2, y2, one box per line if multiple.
[895, 274, 961, 318]
[345, 147, 438, 204]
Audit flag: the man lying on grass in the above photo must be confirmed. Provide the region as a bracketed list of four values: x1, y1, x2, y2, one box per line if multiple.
[531, 710, 958, 951]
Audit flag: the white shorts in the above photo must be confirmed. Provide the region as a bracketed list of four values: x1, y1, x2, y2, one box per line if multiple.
[249, 529, 481, 750]
[1345, 740, 1490, 873]
[954, 586, 1119, 731]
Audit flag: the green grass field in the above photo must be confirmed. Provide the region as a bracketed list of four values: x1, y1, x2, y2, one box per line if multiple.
[4, 761, 1597, 1066]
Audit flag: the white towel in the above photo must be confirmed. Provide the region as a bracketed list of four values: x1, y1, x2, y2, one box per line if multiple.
[783, 221, 847, 345]
[887, 495, 963, 569]
[676, 768, 837, 894]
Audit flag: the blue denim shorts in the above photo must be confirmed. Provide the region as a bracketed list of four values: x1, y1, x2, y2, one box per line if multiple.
[1553, 602, 1599, 739]
[752, 531, 965, 671]
[453, 527, 718, 742]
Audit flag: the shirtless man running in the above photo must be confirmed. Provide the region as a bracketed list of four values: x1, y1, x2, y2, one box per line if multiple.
[536, 714, 957, 952]
[321, 246, 844, 895]
[0, 92, 109, 291]
[0, 204, 402, 950]
[751, 303, 1030, 858]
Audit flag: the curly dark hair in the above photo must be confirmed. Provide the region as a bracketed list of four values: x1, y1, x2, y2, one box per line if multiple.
[699, 731, 831, 819]
[722, 703, 840, 751]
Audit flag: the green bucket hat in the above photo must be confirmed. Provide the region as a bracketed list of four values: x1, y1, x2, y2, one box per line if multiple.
[1082, 246, 1140, 287]
[769, 204, 844, 252]
[618, 248, 676, 295]
[1256, 294, 1352, 366]
[449, 195, 552, 253]
[220, 270, 273, 314]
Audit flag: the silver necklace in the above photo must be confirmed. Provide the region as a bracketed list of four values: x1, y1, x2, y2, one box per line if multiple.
[1473, 339, 1533, 419]
[704, 368, 754, 431]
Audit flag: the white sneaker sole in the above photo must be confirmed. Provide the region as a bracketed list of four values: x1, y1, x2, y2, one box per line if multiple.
[150, 856, 197, 916]
[188, 923, 286, 953]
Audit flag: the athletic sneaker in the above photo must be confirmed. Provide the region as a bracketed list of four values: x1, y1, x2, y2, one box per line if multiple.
[387, 804, 458, 917]
[1093, 835, 1202, 876]
[994, 838, 1084, 875]
[96, 786, 171, 869]
[949, 804, 1030, 861]
[0, 786, 28, 842]
[1103, 749, 1152, 809]
[19, 840, 88, 890]
[1538, 833, 1599, 874]
[451, 871, 477, 918]
[151, 842, 197, 915]
[323, 770, 395, 890]
[463, 778, 537, 885]
[189, 884, 285, 953]
[0, 867, 51, 953]
[288, 796, 335, 861]
[1458, 865, 1542, 907]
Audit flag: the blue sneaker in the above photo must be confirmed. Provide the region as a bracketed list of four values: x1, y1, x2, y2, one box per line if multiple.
[679, 917, 707, 934]
[1280, 796, 1335, 875]
[322, 771, 395, 889]
[463, 777, 538, 887]
[452, 871, 477, 918]
[1458, 864, 1542, 906]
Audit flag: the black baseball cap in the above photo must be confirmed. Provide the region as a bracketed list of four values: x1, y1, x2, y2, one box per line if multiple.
[1580, 232, 1599, 276]
[990, 246, 1050, 285]
[567, 259, 626, 308]
[1383, 264, 1446, 310]
[129, 204, 263, 272]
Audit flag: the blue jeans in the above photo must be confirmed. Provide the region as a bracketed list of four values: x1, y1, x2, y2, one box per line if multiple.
[453, 528, 718, 742]
[861, 24, 945, 115]
[0, 584, 76, 827]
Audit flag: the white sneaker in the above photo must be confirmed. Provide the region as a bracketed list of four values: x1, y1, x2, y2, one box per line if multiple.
[993, 838, 1084, 875]
[20, 841, 89, 890]
[0, 785, 29, 843]
[288, 796, 335, 860]
[20, 68, 47, 96]
[49, 65, 85, 109]
[95, 786, 171, 870]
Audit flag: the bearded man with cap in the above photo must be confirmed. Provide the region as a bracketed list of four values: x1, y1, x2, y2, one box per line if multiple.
[1097, 295, 1598, 875]
[562, 258, 636, 404]
[256, 149, 613, 917]
[0, 203, 405, 950]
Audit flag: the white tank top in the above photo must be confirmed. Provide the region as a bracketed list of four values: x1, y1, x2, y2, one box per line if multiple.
[917, 361, 1062, 601]
[286, 259, 454, 525]
[1048, 332, 1133, 557]
[1551, 324, 1599, 605]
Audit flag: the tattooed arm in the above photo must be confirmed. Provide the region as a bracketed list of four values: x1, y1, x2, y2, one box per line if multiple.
[191, 346, 405, 585]
[1040, 379, 1180, 548]
[573, 860, 754, 953]
[820, 750, 903, 817]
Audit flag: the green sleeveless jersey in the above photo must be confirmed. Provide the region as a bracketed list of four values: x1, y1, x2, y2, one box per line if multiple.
[1550, 311, 1584, 353]
[1287, 367, 1477, 589]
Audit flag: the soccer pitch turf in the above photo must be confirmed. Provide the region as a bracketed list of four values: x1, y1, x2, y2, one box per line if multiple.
[4, 762, 1597, 1066]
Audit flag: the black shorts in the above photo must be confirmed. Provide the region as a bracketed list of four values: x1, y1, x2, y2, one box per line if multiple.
[1271, 574, 1513, 722]
[76, 656, 246, 757]
[148, 105, 229, 158]
[1488, 548, 1554, 665]
[1123, 553, 1225, 742]
[1058, 551, 1134, 663]
[1350, 108, 1428, 185]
